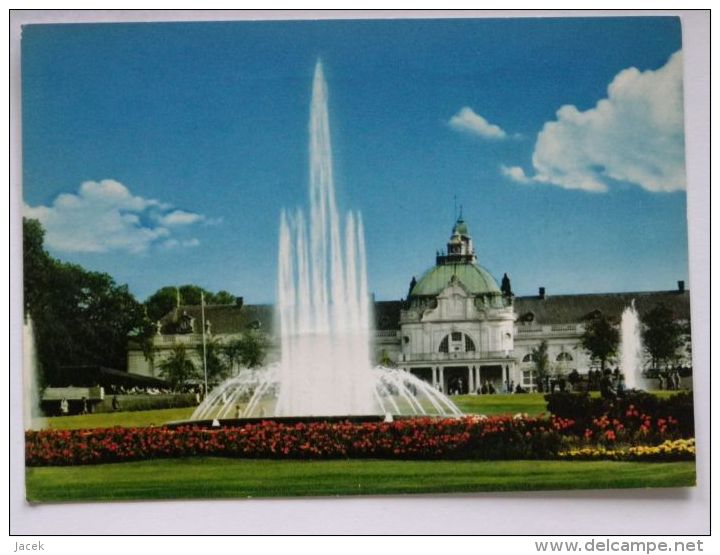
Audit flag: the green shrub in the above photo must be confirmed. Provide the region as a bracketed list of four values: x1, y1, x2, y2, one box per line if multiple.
[94, 394, 197, 413]
[544, 391, 694, 437]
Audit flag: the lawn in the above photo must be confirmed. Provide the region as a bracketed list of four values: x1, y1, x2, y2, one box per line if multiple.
[30, 391, 682, 430]
[31, 395, 545, 430]
[31, 406, 196, 430]
[452, 393, 547, 416]
[25, 391, 695, 502]
[25, 457, 695, 502]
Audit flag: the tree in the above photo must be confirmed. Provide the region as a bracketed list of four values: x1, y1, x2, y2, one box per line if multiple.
[203, 339, 232, 383]
[178, 285, 205, 306]
[129, 309, 160, 365]
[23, 218, 51, 314]
[378, 349, 396, 368]
[144, 286, 237, 322]
[531, 340, 550, 392]
[222, 332, 268, 372]
[23, 219, 146, 384]
[144, 286, 180, 322]
[207, 290, 236, 305]
[581, 312, 619, 372]
[159, 344, 198, 390]
[642, 304, 684, 371]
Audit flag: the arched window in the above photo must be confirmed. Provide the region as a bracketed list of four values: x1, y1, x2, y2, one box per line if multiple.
[465, 335, 476, 352]
[556, 352, 573, 361]
[438, 333, 476, 353]
[439, 336, 449, 353]
[522, 353, 537, 363]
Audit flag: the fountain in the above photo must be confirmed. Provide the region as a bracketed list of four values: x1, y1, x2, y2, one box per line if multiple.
[191, 62, 461, 422]
[23, 316, 45, 430]
[620, 300, 651, 391]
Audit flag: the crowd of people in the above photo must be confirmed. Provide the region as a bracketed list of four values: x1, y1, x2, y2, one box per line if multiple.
[105, 385, 173, 395]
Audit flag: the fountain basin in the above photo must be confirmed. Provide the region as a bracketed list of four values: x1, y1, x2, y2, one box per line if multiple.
[164, 413, 460, 430]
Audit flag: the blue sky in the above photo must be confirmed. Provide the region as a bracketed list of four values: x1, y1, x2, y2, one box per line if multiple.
[22, 17, 688, 304]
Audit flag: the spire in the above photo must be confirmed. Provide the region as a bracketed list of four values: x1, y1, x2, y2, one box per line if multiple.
[501, 272, 513, 297]
[438, 214, 475, 265]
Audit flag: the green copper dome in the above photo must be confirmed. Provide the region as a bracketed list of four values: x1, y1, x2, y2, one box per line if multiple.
[452, 217, 469, 236]
[411, 262, 501, 297]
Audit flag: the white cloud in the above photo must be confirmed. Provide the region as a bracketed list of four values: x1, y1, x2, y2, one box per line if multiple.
[161, 238, 201, 250]
[508, 51, 686, 193]
[24, 179, 209, 253]
[449, 107, 507, 139]
[500, 165, 532, 184]
[160, 210, 204, 226]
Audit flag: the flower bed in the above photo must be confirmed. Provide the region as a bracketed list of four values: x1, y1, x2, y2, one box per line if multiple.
[545, 391, 694, 438]
[26, 412, 695, 467]
[26, 416, 577, 466]
[559, 439, 695, 462]
[578, 408, 683, 447]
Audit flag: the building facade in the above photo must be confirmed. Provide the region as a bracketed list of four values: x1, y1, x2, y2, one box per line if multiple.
[128, 217, 692, 393]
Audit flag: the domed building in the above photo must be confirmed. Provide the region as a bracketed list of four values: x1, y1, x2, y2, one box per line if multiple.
[371, 215, 692, 394]
[395, 217, 516, 394]
[128, 214, 692, 395]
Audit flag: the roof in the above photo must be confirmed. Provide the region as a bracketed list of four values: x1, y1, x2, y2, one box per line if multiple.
[513, 290, 691, 325]
[374, 300, 403, 329]
[161, 302, 405, 334]
[411, 262, 501, 297]
[161, 304, 274, 335]
[55, 365, 170, 387]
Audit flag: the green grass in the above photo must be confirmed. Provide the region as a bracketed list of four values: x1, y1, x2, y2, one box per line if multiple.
[25, 458, 696, 502]
[33, 395, 546, 430]
[31, 390, 684, 430]
[31, 406, 196, 430]
[453, 390, 680, 415]
[453, 393, 547, 416]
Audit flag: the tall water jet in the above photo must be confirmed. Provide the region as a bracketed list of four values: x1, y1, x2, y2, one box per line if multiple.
[275, 61, 376, 416]
[192, 62, 461, 421]
[620, 301, 647, 390]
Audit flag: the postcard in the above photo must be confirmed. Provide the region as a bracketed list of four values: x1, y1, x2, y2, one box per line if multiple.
[20, 15, 696, 504]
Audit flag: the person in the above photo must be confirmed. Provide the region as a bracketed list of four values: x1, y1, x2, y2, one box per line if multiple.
[616, 374, 626, 397]
[81, 396, 89, 415]
[488, 382, 496, 394]
[600, 370, 616, 400]
[112, 395, 120, 411]
[673, 368, 681, 390]
[60, 397, 69, 416]
[236, 404, 243, 419]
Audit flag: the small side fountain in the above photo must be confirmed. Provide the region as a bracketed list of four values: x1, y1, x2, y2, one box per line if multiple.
[620, 300, 651, 391]
[191, 62, 461, 422]
[23, 316, 45, 430]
